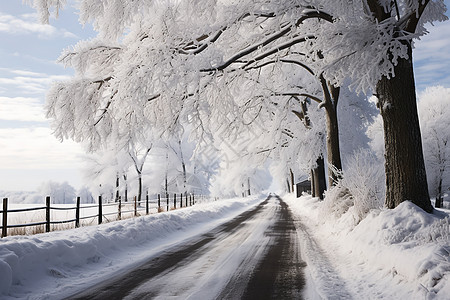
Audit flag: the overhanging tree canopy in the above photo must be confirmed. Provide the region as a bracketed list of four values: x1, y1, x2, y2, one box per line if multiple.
[35, 0, 447, 212]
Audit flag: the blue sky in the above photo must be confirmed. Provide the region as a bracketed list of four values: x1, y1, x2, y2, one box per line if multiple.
[0, 1, 449, 192]
[0, 0, 96, 191]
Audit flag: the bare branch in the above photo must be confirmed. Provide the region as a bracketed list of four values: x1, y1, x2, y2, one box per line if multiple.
[93, 90, 117, 126]
[239, 35, 315, 70]
[178, 11, 277, 55]
[243, 56, 315, 77]
[200, 24, 294, 72]
[148, 94, 160, 102]
[270, 92, 323, 104]
[291, 109, 305, 122]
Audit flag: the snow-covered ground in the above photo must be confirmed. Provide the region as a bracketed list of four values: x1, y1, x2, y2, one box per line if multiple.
[0, 195, 264, 299]
[286, 193, 450, 299]
[1, 193, 449, 299]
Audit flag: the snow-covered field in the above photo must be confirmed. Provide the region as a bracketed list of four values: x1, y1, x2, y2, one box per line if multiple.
[2, 195, 208, 233]
[1, 193, 449, 299]
[286, 193, 450, 299]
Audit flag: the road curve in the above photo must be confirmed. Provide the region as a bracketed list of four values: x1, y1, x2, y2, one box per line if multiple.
[67, 195, 305, 299]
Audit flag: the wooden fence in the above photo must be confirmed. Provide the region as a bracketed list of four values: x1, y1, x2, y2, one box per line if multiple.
[1, 193, 203, 238]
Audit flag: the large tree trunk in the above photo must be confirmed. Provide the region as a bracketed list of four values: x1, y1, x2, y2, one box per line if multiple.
[324, 103, 342, 187]
[376, 43, 433, 213]
[312, 156, 326, 199]
[319, 77, 342, 187]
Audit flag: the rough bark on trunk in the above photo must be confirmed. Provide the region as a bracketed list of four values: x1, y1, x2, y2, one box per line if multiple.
[324, 103, 342, 187]
[319, 76, 342, 187]
[312, 156, 326, 200]
[377, 43, 433, 213]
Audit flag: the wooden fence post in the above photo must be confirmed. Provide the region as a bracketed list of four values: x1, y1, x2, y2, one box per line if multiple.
[75, 196, 80, 228]
[180, 193, 183, 208]
[193, 194, 195, 205]
[98, 195, 103, 224]
[134, 196, 137, 217]
[2, 198, 7, 238]
[146, 192, 149, 215]
[118, 198, 122, 220]
[46, 196, 51, 233]
[166, 193, 169, 212]
[158, 194, 161, 212]
[174, 193, 176, 209]
[189, 194, 192, 206]
[185, 192, 188, 207]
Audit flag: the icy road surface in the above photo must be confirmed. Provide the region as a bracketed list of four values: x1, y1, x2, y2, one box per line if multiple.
[68, 195, 305, 299]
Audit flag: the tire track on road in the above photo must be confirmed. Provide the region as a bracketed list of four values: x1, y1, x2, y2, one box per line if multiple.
[68, 195, 306, 299]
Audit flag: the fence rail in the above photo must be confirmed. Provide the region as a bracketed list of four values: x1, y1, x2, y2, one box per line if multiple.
[1, 193, 207, 238]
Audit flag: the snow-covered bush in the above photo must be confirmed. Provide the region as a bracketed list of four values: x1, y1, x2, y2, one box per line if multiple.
[319, 180, 353, 220]
[38, 181, 76, 204]
[344, 149, 384, 220]
[77, 186, 95, 204]
[320, 149, 384, 223]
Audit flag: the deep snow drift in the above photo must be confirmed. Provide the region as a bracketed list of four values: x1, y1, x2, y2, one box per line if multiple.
[286, 193, 450, 299]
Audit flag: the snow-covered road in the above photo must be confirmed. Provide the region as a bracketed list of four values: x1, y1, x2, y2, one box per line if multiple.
[68, 195, 305, 299]
[4, 193, 446, 299]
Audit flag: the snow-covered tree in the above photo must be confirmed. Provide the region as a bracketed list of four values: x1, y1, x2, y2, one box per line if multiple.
[419, 86, 450, 208]
[36, 1, 343, 191]
[357, 1, 447, 213]
[82, 147, 130, 200]
[38, 181, 76, 204]
[77, 186, 95, 204]
[34, 0, 447, 213]
[128, 143, 151, 203]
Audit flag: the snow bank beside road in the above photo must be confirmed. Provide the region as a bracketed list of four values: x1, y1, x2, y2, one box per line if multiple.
[286, 194, 450, 299]
[0, 195, 264, 299]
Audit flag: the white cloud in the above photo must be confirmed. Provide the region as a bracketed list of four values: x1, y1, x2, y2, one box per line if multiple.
[0, 96, 46, 122]
[0, 12, 77, 39]
[413, 20, 450, 90]
[414, 22, 450, 61]
[0, 69, 71, 95]
[0, 127, 84, 170]
[10, 70, 47, 77]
